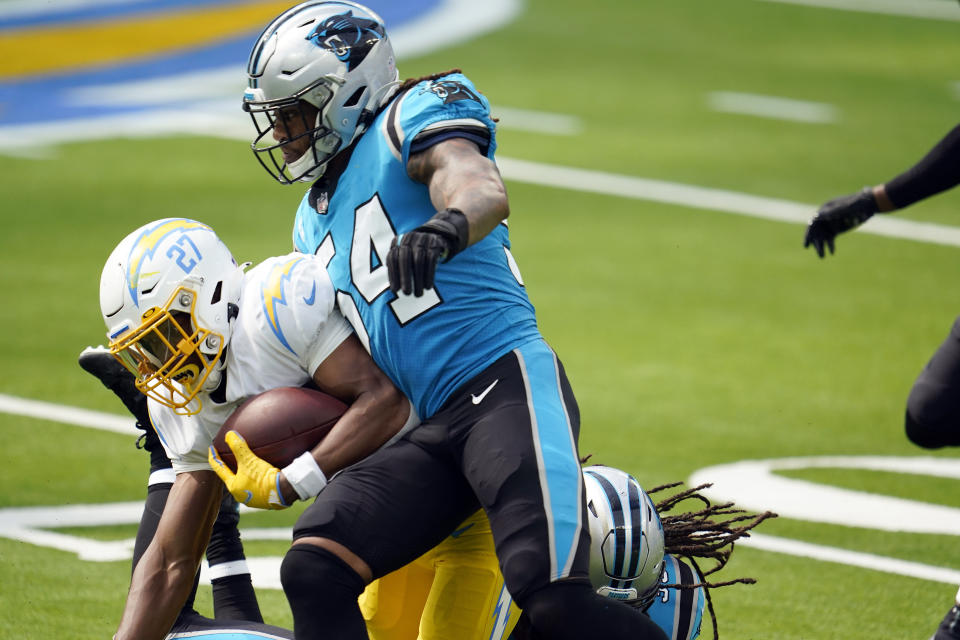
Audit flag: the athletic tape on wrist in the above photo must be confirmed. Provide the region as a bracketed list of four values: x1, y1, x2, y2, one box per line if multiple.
[282, 452, 327, 501]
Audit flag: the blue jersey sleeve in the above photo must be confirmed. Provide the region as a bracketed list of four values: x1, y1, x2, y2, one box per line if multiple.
[382, 73, 498, 166]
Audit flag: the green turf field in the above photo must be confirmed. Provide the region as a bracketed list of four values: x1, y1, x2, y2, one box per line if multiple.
[2, 0, 960, 638]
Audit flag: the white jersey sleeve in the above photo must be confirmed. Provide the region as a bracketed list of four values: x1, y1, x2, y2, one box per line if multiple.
[225, 252, 353, 402]
[147, 398, 238, 474]
[149, 253, 352, 474]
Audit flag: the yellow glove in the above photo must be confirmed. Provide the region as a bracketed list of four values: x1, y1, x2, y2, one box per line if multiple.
[208, 430, 288, 510]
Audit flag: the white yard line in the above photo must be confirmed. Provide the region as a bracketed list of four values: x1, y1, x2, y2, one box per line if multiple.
[491, 106, 583, 136]
[0, 392, 137, 435]
[753, 0, 960, 21]
[742, 534, 960, 585]
[496, 156, 960, 248]
[707, 91, 838, 124]
[389, 0, 523, 59]
[688, 456, 960, 535]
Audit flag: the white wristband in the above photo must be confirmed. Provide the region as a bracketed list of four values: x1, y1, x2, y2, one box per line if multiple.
[282, 452, 327, 501]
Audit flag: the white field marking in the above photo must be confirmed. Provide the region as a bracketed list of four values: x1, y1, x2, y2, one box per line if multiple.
[66, 69, 246, 107]
[389, 0, 524, 59]
[496, 156, 960, 249]
[491, 106, 583, 136]
[0, 0, 524, 35]
[0, 392, 137, 436]
[0, 0, 524, 153]
[0, 98, 252, 152]
[707, 91, 838, 124]
[688, 456, 960, 534]
[5, 118, 960, 248]
[740, 533, 960, 585]
[0, 498, 290, 587]
[753, 0, 960, 21]
[1, 446, 959, 587]
[0, 0, 142, 20]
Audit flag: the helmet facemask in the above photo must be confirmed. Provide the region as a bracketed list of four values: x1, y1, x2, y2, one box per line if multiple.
[101, 218, 242, 417]
[110, 280, 225, 416]
[244, 78, 342, 184]
[243, 1, 399, 184]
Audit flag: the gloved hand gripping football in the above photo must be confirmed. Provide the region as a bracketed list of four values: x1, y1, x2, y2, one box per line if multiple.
[209, 431, 288, 510]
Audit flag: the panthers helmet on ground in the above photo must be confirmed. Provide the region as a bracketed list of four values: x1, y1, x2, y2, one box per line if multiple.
[646, 554, 706, 640]
[243, 0, 399, 183]
[99, 218, 244, 415]
[583, 465, 666, 607]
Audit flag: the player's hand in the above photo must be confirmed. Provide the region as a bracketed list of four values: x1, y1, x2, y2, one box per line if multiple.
[804, 187, 879, 258]
[386, 208, 468, 297]
[208, 431, 288, 510]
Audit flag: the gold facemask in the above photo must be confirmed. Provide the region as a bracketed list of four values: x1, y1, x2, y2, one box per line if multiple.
[109, 286, 224, 416]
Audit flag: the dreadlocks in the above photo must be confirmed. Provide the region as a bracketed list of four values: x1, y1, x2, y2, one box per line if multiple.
[648, 481, 777, 640]
[396, 68, 463, 94]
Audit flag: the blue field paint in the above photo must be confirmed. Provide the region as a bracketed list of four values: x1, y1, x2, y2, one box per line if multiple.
[0, 0, 439, 127]
[0, 0, 437, 31]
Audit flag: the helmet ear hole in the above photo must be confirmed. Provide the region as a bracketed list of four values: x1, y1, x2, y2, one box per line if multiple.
[343, 86, 366, 107]
[210, 281, 223, 305]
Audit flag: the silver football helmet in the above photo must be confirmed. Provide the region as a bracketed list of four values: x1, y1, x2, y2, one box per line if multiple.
[584, 465, 666, 607]
[99, 219, 245, 415]
[243, 1, 399, 183]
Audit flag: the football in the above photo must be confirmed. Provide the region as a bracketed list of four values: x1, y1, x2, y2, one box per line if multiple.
[212, 386, 347, 472]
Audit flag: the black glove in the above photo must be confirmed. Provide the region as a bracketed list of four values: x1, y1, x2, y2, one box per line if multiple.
[386, 208, 469, 297]
[804, 187, 879, 258]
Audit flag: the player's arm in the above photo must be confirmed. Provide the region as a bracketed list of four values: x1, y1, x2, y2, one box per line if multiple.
[805, 122, 960, 258]
[303, 333, 411, 467]
[234, 334, 410, 506]
[408, 136, 509, 245]
[115, 470, 223, 640]
[387, 137, 509, 296]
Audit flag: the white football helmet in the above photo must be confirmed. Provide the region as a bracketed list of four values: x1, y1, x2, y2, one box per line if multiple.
[243, 0, 399, 183]
[99, 219, 245, 415]
[584, 465, 666, 608]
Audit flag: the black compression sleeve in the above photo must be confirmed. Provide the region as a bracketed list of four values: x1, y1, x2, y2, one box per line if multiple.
[885, 124, 960, 209]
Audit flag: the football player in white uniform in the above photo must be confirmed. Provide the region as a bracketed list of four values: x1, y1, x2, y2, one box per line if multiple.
[99, 217, 415, 640]
[79, 345, 280, 636]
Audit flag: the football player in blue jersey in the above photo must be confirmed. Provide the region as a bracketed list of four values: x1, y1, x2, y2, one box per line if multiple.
[235, 2, 714, 639]
[804, 123, 960, 640]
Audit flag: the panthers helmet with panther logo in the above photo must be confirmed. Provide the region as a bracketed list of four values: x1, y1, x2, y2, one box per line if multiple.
[243, 1, 399, 183]
[99, 218, 245, 415]
[583, 465, 666, 608]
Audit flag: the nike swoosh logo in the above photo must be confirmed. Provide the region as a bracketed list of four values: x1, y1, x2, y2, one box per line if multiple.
[450, 522, 476, 538]
[471, 379, 499, 405]
[302, 282, 316, 305]
[243, 490, 253, 505]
